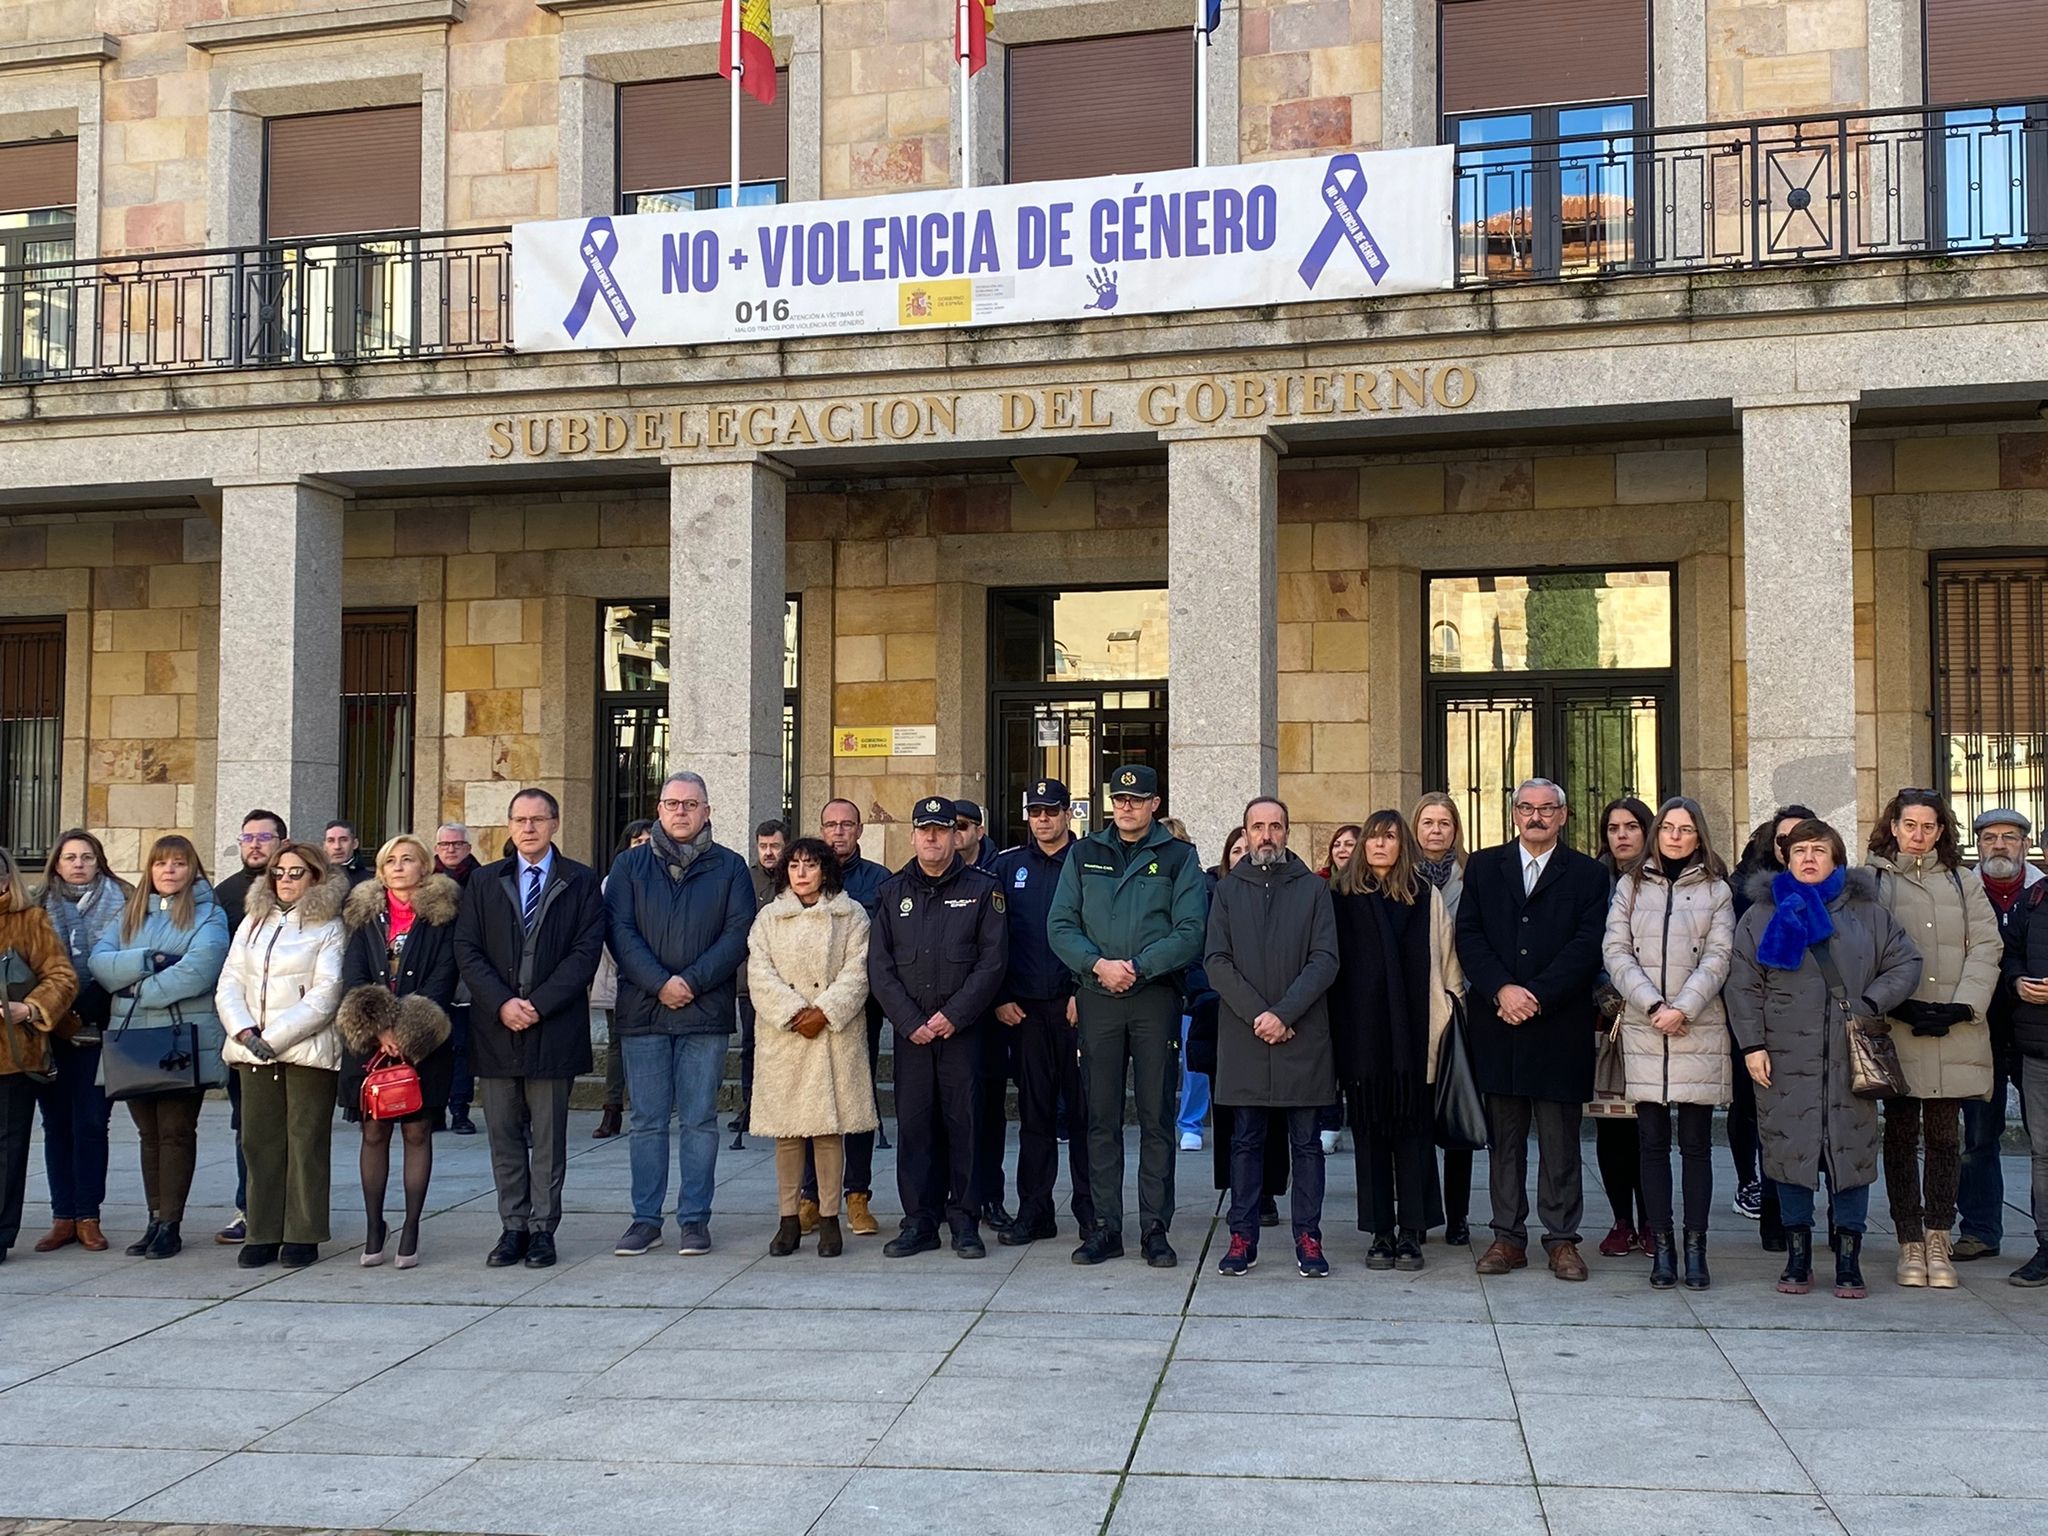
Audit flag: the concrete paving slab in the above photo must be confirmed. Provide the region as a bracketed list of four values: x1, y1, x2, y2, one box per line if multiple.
[814, 1468, 1119, 1534]
[0, 1382, 330, 1451]
[392, 1456, 853, 1536]
[252, 1369, 598, 1458]
[1131, 1407, 1534, 1483]
[1155, 1357, 1519, 1417]
[1108, 1475, 1549, 1534]
[867, 1376, 1151, 1473]
[0, 1444, 221, 1519]
[1496, 1322, 1750, 1398]
[1712, 1324, 2048, 1379]
[1779, 1427, 2048, 1499]
[644, 1306, 980, 1353]
[581, 1346, 949, 1403]
[1537, 1487, 1849, 1536]
[1829, 1495, 2048, 1536]
[118, 1449, 472, 1526]
[405, 1302, 685, 1371]
[1519, 1393, 1812, 1492]
[497, 1395, 903, 1466]
[1172, 1314, 1503, 1366]
[1750, 1371, 2048, 1431]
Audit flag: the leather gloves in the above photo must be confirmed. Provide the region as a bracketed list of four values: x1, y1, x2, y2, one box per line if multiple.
[1894, 999, 1974, 1037]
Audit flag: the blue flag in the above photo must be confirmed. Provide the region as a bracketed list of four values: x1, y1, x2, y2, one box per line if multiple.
[1202, 0, 1221, 33]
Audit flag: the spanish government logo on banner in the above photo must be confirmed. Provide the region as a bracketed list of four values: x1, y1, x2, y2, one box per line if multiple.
[960, 0, 994, 75]
[720, 0, 776, 104]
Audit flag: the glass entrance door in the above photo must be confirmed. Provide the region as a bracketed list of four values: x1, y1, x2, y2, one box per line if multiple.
[990, 691, 1167, 849]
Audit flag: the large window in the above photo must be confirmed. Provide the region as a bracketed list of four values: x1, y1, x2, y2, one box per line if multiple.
[617, 75, 789, 214]
[0, 618, 64, 865]
[0, 138, 77, 381]
[340, 610, 416, 850]
[1442, 0, 1650, 279]
[261, 106, 424, 361]
[1934, 553, 2048, 852]
[1006, 32, 1195, 184]
[1924, 2, 2048, 250]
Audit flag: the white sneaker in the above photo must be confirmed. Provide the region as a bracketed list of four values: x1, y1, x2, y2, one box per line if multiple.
[1178, 1131, 1204, 1151]
[1319, 1130, 1341, 1156]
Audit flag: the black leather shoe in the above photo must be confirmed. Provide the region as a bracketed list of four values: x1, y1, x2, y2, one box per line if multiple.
[280, 1243, 317, 1269]
[126, 1219, 162, 1258]
[486, 1230, 530, 1268]
[143, 1222, 182, 1261]
[1394, 1233, 1426, 1271]
[238, 1243, 279, 1269]
[979, 1201, 1014, 1232]
[1142, 1226, 1177, 1269]
[1071, 1227, 1124, 1265]
[953, 1226, 987, 1259]
[883, 1228, 941, 1258]
[1649, 1229, 1679, 1289]
[1258, 1199, 1280, 1228]
[1444, 1220, 1471, 1247]
[449, 1112, 477, 1136]
[999, 1217, 1056, 1246]
[524, 1232, 557, 1268]
[1366, 1232, 1397, 1270]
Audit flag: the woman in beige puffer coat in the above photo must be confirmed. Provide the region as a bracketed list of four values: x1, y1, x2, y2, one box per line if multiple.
[1866, 790, 2001, 1290]
[1601, 796, 1735, 1290]
[747, 837, 876, 1259]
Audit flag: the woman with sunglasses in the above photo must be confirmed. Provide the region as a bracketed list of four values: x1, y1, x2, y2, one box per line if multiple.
[88, 835, 227, 1260]
[217, 841, 350, 1269]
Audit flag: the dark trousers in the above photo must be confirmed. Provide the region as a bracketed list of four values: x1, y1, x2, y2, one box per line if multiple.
[128, 1091, 204, 1223]
[0, 1073, 34, 1251]
[1440, 1146, 1472, 1230]
[975, 1016, 1020, 1209]
[32, 1039, 111, 1221]
[1727, 1035, 1762, 1186]
[1594, 1114, 1647, 1230]
[1078, 982, 1180, 1238]
[1884, 1095, 1964, 1243]
[1013, 996, 1093, 1230]
[1959, 1056, 2011, 1247]
[479, 1075, 572, 1233]
[226, 1066, 248, 1212]
[810, 997, 886, 1199]
[1637, 1101, 1713, 1233]
[1486, 1093, 1584, 1251]
[894, 1031, 979, 1235]
[601, 1010, 627, 1107]
[1229, 1103, 1323, 1242]
[735, 998, 757, 1131]
[240, 1063, 338, 1246]
[447, 1003, 474, 1113]
[1350, 1103, 1434, 1238]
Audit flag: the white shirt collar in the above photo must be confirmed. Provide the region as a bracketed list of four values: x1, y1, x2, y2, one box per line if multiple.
[1519, 842, 1556, 879]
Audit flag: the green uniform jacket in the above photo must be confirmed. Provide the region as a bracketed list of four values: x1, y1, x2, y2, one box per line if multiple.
[1047, 821, 1207, 996]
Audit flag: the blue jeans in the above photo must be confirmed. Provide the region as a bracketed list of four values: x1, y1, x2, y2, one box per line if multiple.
[1176, 1016, 1210, 1138]
[31, 1040, 111, 1220]
[1228, 1104, 1324, 1243]
[1776, 1177, 1871, 1235]
[623, 1032, 727, 1229]
[1958, 1066, 2010, 1247]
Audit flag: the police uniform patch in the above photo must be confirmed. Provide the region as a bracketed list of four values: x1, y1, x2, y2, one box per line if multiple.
[1013, 867, 1028, 887]
[993, 892, 1006, 913]
[1147, 861, 1158, 875]
[898, 896, 914, 916]
[1117, 771, 1137, 789]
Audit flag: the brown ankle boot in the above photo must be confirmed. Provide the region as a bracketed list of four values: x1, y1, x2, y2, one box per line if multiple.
[34, 1219, 77, 1253]
[76, 1218, 108, 1252]
[593, 1104, 623, 1139]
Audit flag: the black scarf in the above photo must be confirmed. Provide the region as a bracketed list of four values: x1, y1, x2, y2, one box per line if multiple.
[1418, 855, 1458, 890]
[1330, 888, 1434, 1132]
[649, 821, 713, 878]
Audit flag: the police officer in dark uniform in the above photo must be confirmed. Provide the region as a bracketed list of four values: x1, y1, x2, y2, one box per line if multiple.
[988, 779, 1095, 1245]
[874, 798, 1009, 1258]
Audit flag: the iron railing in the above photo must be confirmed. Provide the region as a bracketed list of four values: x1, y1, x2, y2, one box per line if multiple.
[1453, 99, 2048, 284]
[0, 226, 511, 382]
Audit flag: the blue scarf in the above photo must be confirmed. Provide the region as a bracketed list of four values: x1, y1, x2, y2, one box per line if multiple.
[1757, 867, 1845, 969]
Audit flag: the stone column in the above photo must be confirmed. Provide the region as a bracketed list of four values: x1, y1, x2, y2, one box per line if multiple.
[212, 476, 346, 848]
[1167, 432, 1280, 856]
[667, 454, 789, 838]
[1739, 398, 1858, 836]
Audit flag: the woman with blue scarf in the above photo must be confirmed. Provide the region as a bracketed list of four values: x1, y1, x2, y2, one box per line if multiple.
[1727, 817, 1922, 1298]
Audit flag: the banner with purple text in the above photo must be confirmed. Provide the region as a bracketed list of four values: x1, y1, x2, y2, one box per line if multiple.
[512, 147, 1454, 352]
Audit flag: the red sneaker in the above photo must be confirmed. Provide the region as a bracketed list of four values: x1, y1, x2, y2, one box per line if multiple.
[1597, 1224, 1634, 1258]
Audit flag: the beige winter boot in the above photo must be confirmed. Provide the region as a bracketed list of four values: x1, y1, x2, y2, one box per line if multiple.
[1896, 1239, 1928, 1287]
[1924, 1230, 1958, 1289]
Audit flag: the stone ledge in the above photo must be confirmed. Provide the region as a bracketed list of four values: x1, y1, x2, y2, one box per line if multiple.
[0, 34, 120, 72]
[185, 0, 466, 52]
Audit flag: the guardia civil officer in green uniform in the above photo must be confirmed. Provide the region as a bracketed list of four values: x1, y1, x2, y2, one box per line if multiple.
[1048, 764, 1208, 1267]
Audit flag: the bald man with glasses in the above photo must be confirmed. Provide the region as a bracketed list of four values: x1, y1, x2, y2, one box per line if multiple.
[1454, 779, 1611, 1282]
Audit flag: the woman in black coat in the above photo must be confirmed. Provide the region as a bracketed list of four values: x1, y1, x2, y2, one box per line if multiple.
[338, 835, 459, 1269]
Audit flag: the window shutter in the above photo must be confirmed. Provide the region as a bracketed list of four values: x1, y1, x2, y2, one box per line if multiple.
[618, 74, 790, 197]
[1439, 0, 1650, 116]
[1008, 31, 1196, 184]
[0, 138, 78, 216]
[265, 105, 423, 240]
[1925, 0, 2048, 106]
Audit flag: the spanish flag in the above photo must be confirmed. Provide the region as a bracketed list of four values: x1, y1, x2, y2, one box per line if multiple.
[959, 0, 994, 76]
[720, 0, 776, 105]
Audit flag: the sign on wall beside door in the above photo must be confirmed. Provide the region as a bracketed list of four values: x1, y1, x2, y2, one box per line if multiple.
[835, 724, 938, 757]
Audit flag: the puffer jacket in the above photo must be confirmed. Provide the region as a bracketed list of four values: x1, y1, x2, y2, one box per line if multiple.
[1726, 869, 1924, 1192]
[745, 890, 878, 1140]
[1868, 850, 2001, 1100]
[0, 908, 78, 1077]
[217, 868, 350, 1071]
[88, 880, 230, 1065]
[1601, 862, 1735, 1106]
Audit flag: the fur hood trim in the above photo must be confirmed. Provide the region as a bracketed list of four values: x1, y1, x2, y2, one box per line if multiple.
[245, 865, 351, 929]
[1742, 865, 1879, 910]
[761, 888, 862, 923]
[344, 872, 461, 933]
[337, 983, 451, 1060]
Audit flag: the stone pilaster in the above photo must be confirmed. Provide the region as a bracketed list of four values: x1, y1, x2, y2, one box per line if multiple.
[1739, 398, 1858, 837]
[212, 476, 345, 851]
[1167, 432, 1281, 856]
[667, 454, 789, 839]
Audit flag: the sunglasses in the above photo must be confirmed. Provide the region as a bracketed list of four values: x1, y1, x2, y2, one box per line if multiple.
[270, 865, 312, 882]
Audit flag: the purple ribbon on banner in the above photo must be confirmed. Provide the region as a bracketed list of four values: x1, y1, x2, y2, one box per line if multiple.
[562, 217, 637, 340]
[1296, 154, 1390, 290]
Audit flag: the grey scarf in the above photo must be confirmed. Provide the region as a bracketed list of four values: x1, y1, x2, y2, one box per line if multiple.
[649, 821, 715, 880]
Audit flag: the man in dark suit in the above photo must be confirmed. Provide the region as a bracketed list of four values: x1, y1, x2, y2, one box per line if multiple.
[453, 786, 608, 1270]
[1454, 778, 1610, 1281]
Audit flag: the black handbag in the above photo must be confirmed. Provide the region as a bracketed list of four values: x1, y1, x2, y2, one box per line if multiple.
[1433, 996, 1488, 1151]
[100, 989, 223, 1101]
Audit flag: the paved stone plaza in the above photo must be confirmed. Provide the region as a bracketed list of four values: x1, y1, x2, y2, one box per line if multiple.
[1, 1102, 2044, 1536]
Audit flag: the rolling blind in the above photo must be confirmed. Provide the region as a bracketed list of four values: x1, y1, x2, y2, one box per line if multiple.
[1439, 0, 1650, 116]
[1925, 0, 2048, 106]
[1008, 31, 1196, 184]
[619, 74, 790, 196]
[265, 105, 423, 240]
[0, 139, 77, 215]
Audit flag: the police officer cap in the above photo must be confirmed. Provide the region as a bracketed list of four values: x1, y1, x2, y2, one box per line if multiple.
[954, 800, 984, 825]
[912, 796, 957, 827]
[1024, 778, 1071, 810]
[1108, 764, 1159, 798]
[1974, 807, 2033, 837]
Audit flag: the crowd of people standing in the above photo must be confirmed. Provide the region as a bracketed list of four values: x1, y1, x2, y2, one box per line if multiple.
[3, 774, 2047, 1303]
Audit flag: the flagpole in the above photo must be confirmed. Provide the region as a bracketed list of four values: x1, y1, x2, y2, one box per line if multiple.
[1194, 0, 1208, 168]
[959, 0, 973, 188]
[729, 0, 742, 205]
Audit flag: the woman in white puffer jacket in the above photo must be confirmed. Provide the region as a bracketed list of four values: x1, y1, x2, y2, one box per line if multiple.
[217, 841, 350, 1271]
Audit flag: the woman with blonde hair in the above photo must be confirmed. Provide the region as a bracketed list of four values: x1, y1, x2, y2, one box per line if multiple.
[338, 834, 461, 1269]
[1411, 791, 1471, 1243]
[89, 835, 228, 1260]
[0, 847, 78, 1263]
[217, 841, 349, 1269]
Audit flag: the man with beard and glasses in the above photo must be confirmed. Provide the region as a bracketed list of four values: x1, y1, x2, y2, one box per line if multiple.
[1956, 809, 2045, 1263]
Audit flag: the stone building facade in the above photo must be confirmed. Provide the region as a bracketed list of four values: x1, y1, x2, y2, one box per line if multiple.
[1, 0, 2045, 877]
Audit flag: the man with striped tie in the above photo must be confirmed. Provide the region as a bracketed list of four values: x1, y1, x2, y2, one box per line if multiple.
[454, 786, 608, 1269]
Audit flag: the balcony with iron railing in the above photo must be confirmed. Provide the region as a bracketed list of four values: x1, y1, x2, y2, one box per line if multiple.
[1, 100, 2044, 386]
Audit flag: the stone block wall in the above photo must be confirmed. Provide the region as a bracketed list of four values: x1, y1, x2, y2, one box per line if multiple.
[1707, 0, 1869, 119]
[1238, 0, 1383, 161]
[821, 0, 956, 197]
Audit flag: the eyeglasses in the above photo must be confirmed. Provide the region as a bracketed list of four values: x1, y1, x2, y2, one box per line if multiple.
[434, 839, 469, 849]
[821, 819, 858, 832]
[270, 865, 312, 882]
[1513, 802, 1564, 819]
[658, 799, 705, 814]
[238, 832, 279, 846]
[508, 816, 556, 829]
[1026, 806, 1064, 817]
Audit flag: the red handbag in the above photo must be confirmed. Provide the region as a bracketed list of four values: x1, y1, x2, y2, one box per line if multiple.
[360, 1050, 423, 1121]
